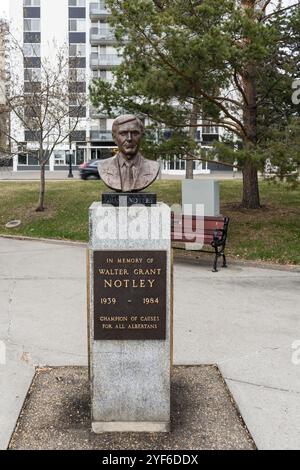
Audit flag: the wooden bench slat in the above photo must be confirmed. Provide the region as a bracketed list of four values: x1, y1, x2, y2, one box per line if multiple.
[171, 215, 226, 231]
[172, 222, 225, 231]
[172, 234, 222, 243]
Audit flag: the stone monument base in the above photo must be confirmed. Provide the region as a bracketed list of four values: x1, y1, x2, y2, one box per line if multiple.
[88, 203, 171, 433]
[92, 421, 169, 433]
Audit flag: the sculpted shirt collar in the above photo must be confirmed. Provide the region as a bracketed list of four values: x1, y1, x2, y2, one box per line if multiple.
[118, 152, 141, 168]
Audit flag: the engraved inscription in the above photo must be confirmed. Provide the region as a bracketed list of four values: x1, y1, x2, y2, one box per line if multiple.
[93, 251, 167, 340]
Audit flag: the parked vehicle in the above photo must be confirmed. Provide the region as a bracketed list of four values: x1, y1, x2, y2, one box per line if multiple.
[79, 160, 101, 180]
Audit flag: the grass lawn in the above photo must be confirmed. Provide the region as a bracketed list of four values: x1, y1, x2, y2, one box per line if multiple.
[0, 179, 299, 264]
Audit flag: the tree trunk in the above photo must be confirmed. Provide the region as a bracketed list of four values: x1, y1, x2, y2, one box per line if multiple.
[185, 103, 199, 179]
[36, 162, 46, 212]
[241, 100, 261, 209]
[241, 64, 261, 208]
[185, 156, 194, 179]
[240, 0, 261, 209]
[240, 70, 261, 208]
[242, 158, 260, 208]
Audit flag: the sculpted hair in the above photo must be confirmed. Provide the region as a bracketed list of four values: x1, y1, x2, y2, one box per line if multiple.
[112, 115, 145, 139]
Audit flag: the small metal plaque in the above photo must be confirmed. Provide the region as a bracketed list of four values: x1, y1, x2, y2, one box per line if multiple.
[93, 251, 167, 340]
[102, 192, 157, 207]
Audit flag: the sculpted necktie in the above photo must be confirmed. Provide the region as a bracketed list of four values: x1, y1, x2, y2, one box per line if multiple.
[125, 161, 134, 191]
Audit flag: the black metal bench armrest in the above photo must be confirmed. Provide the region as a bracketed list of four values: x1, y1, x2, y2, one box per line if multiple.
[211, 217, 230, 247]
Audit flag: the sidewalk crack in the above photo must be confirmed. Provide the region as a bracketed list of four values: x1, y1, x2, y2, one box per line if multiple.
[7, 280, 17, 341]
[224, 376, 300, 395]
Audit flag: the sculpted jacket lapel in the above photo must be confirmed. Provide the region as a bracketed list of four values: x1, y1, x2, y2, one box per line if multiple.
[100, 154, 158, 191]
[103, 156, 122, 191]
[140, 158, 152, 187]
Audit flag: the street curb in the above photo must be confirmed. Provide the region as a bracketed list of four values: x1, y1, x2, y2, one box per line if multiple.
[174, 250, 300, 272]
[0, 234, 87, 248]
[1, 234, 299, 272]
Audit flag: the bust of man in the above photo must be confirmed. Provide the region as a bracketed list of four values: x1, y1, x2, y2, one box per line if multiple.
[98, 114, 159, 192]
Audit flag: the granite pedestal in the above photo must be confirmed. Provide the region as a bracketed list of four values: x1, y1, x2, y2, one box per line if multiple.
[88, 202, 172, 433]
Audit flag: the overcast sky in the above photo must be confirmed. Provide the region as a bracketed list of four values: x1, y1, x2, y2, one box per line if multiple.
[0, 0, 298, 20]
[0, 0, 9, 19]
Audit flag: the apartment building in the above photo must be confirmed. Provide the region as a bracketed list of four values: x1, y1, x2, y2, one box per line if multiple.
[9, 0, 222, 174]
[8, 0, 116, 171]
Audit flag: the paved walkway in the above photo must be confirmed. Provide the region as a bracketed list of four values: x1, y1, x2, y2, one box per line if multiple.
[0, 169, 242, 181]
[0, 238, 299, 449]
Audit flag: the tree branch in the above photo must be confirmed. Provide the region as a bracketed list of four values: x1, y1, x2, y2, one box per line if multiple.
[117, 8, 247, 136]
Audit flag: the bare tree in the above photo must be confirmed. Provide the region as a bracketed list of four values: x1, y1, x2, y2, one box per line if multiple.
[0, 19, 10, 165]
[0, 37, 86, 211]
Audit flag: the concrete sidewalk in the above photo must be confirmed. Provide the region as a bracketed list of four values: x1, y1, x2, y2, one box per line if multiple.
[0, 169, 243, 181]
[0, 237, 299, 449]
[0, 170, 81, 180]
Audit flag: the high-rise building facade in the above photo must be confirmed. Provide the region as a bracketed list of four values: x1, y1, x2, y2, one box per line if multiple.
[8, 0, 120, 172]
[9, 0, 222, 174]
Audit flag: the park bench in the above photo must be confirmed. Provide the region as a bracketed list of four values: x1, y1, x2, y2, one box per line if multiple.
[171, 213, 230, 272]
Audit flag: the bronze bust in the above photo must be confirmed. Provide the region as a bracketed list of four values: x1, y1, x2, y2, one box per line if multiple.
[98, 115, 159, 192]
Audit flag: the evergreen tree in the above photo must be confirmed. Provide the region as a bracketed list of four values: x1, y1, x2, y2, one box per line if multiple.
[90, 0, 300, 209]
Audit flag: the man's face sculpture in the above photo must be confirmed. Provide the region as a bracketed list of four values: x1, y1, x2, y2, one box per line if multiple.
[98, 114, 159, 192]
[114, 119, 143, 159]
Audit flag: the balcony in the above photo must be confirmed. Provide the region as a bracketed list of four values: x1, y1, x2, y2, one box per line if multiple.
[90, 106, 120, 119]
[90, 106, 106, 118]
[90, 2, 110, 19]
[90, 54, 122, 70]
[162, 129, 202, 142]
[90, 130, 113, 142]
[90, 27, 116, 45]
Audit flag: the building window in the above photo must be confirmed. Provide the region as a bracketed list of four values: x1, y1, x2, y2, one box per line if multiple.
[69, 19, 86, 32]
[202, 123, 219, 134]
[18, 153, 27, 165]
[24, 0, 40, 6]
[69, 57, 86, 68]
[24, 105, 41, 117]
[92, 70, 107, 79]
[69, 106, 87, 118]
[28, 152, 39, 165]
[76, 148, 85, 165]
[69, 0, 86, 6]
[99, 119, 106, 131]
[69, 44, 86, 57]
[69, 82, 86, 93]
[24, 81, 41, 93]
[91, 45, 106, 55]
[23, 43, 41, 57]
[54, 151, 66, 166]
[92, 70, 104, 79]
[24, 18, 40, 31]
[69, 68, 86, 81]
[69, 94, 84, 106]
[24, 68, 41, 81]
